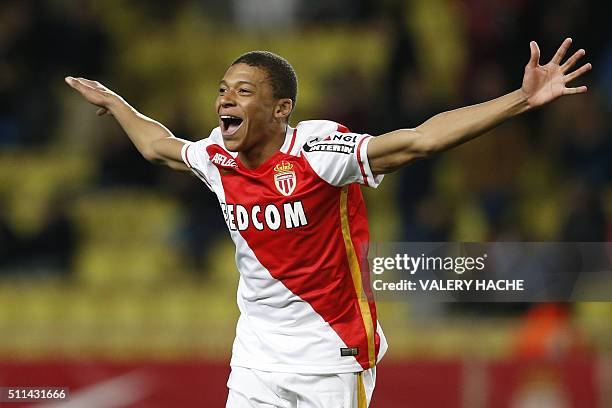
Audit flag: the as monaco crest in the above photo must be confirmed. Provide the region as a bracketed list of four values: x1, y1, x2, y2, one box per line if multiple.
[273, 161, 296, 196]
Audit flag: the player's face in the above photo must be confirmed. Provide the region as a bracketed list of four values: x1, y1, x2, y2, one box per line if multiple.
[216, 63, 280, 152]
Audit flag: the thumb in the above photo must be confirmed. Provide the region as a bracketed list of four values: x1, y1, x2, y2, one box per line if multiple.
[527, 41, 540, 68]
[96, 107, 109, 116]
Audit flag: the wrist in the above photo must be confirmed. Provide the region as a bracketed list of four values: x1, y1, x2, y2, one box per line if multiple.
[514, 88, 532, 114]
[106, 94, 130, 115]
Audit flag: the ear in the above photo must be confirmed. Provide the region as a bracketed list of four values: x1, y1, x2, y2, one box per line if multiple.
[274, 98, 293, 121]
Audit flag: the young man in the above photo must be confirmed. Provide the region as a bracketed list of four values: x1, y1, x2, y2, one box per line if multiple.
[65, 38, 590, 407]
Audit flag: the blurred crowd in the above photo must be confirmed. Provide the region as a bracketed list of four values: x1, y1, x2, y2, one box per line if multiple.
[0, 0, 610, 322]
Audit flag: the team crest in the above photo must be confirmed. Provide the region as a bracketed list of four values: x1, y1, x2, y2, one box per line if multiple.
[273, 161, 296, 196]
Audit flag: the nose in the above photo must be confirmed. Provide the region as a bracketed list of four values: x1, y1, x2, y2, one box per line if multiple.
[219, 90, 237, 108]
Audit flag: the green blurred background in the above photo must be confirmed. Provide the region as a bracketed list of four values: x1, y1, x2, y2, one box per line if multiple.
[0, 0, 611, 405]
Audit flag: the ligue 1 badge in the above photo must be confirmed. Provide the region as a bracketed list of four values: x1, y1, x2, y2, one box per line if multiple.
[273, 161, 296, 196]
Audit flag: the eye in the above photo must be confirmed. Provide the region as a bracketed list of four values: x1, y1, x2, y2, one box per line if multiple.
[219, 87, 227, 94]
[238, 88, 252, 94]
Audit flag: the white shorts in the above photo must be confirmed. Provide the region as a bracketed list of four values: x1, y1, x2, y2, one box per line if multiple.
[226, 366, 376, 408]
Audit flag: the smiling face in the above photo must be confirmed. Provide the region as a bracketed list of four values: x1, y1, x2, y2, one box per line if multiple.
[216, 63, 292, 154]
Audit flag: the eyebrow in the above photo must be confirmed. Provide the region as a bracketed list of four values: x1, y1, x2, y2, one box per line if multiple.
[219, 80, 257, 87]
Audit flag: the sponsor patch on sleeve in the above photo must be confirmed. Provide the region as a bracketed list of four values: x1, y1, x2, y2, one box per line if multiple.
[303, 134, 360, 155]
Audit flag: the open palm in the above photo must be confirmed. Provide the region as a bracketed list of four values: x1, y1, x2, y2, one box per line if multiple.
[65, 76, 119, 116]
[521, 38, 591, 108]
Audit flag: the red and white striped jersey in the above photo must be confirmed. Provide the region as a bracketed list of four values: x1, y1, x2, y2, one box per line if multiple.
[182, 120, 387, 374]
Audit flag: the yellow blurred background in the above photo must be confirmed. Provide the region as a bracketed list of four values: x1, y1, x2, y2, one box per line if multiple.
[0, 0, 611, 406]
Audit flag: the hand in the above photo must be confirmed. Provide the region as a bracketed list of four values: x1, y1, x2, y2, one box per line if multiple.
[521, 38, 591, 108]
[64, 76, 121, 116]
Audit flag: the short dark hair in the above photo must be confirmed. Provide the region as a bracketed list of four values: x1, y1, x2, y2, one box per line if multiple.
[232, 51, 297, 109]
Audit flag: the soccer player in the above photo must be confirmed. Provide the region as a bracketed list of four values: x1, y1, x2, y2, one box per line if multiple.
[65, 38, 590, 407]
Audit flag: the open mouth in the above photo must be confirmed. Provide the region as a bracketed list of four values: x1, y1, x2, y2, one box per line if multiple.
[220, 115, 244, 136]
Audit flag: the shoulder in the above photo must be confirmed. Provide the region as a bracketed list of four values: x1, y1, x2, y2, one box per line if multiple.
[293, 120, 353, 152]
[183, 126, 238, 170]
[293, 120, 379, 187]
[187, 127, 236, 157]
[295, 120, 350, 140]
[296, 120, 348, 134]
[294, 120, 370, 156]
[192, 127, 224, 149]
[207, 127, 226, 147]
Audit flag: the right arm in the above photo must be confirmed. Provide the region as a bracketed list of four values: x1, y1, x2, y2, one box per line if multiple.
[367, 38, 590, 175]
[65, 76, 189, 171]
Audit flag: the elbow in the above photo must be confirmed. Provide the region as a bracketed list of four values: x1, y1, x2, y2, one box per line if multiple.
[370, 129, 438, 174]
[141, 149, 155, 163]
[140, 146, 160, 163]
[141, 138, 172, 163]
[408, 130, 439, 159]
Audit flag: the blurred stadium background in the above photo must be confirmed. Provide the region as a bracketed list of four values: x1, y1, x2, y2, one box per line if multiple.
[0, 0, 611, 406]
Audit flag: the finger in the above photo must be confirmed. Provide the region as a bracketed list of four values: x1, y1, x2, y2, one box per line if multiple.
[564, 62, 592, 83]
[560, 49, 585, 73]
[64, 76, 80, 89]
[527, 41, 540, 68]
[563, 86, 588, 95]
[76, 77, 103, 88]
[551, 37, 572, 65]
[96, 107, 108, 116]
[65, 76, 94, 92]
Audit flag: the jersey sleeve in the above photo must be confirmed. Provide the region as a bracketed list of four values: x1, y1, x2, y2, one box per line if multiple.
[301, 131, 384, 188]
[181, 139, 214, 191]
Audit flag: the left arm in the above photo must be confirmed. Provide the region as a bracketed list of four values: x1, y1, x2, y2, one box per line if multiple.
[368, 38, 591, 174]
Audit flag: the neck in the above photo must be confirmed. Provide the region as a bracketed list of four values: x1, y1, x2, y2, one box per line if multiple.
[239, 124, 287, 169]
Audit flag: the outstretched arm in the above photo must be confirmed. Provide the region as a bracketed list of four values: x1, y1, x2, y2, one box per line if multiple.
[368, 38, 591, 174]
[65, 77, 189, 171]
